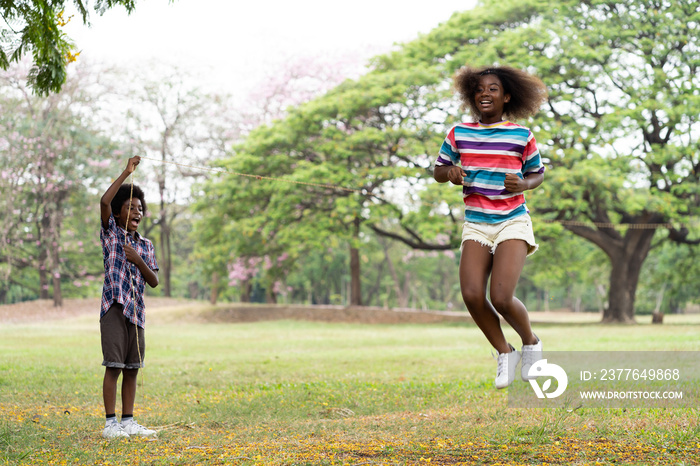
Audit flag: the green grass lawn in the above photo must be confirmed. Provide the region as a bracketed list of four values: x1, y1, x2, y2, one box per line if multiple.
[1, 307, 699, 465]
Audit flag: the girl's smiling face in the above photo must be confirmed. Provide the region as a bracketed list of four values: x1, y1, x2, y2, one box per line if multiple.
[115, 198, 143, 233]
[475, 74, 511, 124]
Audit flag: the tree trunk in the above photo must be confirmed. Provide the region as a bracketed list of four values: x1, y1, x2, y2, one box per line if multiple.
[158, 177, 172, 297]
[38, 212, 50, 300]
[51, 196, 65, 307]
[603, 237, 651, 323]
[52, 271, 63, 307]
[565, 221, 657, 323]
[209, 272, 219, 304]
[349, 217, 362, 306]
[241, 280, 251, 302]
[604, 257, 639, 323]
[51, 232, 63, 307]
[38, 248, 49, 299]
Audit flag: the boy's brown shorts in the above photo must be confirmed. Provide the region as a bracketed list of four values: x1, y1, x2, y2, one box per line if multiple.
[100, 303, 145, 369]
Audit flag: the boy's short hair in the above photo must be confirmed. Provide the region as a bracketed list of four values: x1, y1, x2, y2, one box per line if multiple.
[111, 184, 147, 217]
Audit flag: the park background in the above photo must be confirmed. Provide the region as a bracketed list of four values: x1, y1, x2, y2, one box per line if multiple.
[1, 0, 700, 464]
[1, 0, 698, 323]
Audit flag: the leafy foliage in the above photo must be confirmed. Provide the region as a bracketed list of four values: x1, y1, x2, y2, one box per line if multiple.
[194, 0, 699, 320]
[0, 64, 117, 303]
[0, 1, 140, 95]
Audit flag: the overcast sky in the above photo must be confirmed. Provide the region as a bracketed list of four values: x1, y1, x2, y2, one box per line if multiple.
[64, 0, 475, 98]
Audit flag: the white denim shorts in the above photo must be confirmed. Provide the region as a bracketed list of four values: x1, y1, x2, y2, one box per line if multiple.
[460, 214, 538, 256]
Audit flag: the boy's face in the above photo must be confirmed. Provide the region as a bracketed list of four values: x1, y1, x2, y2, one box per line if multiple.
[115, 198, 143, 233]
[474, 74, 511, 122]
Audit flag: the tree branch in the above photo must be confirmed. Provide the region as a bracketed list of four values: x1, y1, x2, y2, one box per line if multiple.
[668, 226, 700, 245]
[368, 224, 456, 250]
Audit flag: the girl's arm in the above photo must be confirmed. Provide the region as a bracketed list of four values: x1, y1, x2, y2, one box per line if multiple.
[504, 172, 544, 193]
[434, 165, 466, 185]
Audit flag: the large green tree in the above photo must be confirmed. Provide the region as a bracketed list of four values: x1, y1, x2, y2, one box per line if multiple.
[374, 0, 700, 322]
[521, 0, 700, 322]
[194, 65, 445, 306]
[0, 0, 144, 95]
[195, 0, 699, 321]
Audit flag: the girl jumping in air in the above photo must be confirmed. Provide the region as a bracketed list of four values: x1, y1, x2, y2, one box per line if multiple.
[434, 65, 548, 389]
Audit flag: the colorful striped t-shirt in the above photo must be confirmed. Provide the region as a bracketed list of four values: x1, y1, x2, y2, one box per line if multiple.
[435, 120, 545, 224]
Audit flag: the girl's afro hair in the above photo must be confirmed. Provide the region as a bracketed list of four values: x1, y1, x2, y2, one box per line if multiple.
[454, 65, 548, 121]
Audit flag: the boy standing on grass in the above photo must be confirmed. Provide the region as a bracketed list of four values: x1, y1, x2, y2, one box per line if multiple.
[99, 155, 159, 439]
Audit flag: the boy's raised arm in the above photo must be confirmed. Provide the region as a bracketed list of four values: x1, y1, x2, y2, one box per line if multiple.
[101, 156, 140, 229]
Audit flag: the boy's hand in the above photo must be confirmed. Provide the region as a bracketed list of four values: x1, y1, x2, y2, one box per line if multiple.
[126, 156, 141, 174]
[124, 244, 141, 264]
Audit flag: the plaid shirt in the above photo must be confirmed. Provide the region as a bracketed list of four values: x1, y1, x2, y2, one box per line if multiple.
[100, 214, 158, 328]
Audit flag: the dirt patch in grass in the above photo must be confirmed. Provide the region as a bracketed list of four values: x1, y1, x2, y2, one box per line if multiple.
[200, 303, 474, 325]
[0, 297, 194, 324]
[1, 298, 608, 326]
[0, 298, 475, 325]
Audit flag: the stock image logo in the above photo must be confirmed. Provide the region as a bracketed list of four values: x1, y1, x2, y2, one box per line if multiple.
[527, 359, 568, 399]
[510, 352, 696, 409]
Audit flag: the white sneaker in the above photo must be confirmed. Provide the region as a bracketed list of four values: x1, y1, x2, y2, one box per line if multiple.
[495, 344, 520, 389]
[103, 422, 130, 439]
[121, 419, 156, 437]
[521, 337, 543, 381]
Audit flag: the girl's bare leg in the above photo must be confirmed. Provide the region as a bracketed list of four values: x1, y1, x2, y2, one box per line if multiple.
[459, 240, 511, 354]
[490, 239, 538, 346]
